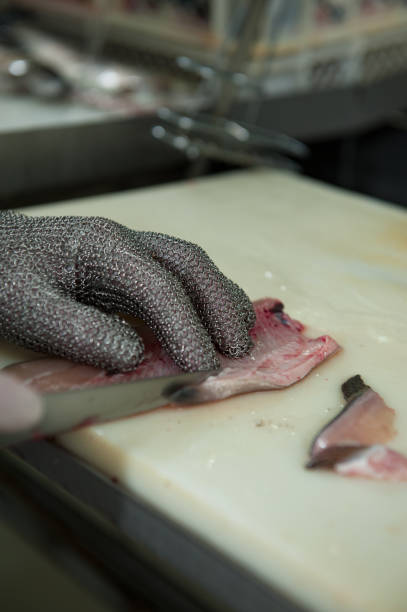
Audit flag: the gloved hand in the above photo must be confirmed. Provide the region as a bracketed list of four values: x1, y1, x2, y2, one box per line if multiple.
[0, 211, 255, 372]
[0, 372, 43, 433]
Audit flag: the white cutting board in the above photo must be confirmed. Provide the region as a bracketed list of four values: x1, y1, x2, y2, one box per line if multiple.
[1, 169, 407, 612]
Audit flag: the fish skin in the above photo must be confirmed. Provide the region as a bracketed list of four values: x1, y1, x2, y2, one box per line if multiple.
[309, 386, 396, 463]
[4, 298, 340, 402]
[307, 376, 407, 483]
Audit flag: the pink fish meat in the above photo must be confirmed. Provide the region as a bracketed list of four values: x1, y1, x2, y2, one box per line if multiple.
[335, 445, 407, 482]
[307, 375, 407, 482]
[4, 298, 340, 402]
[172, 298, 340, 404]
[308, 375, 396, 467]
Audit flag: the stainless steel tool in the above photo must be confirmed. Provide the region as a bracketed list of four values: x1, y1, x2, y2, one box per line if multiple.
[0, 370, 217, 447]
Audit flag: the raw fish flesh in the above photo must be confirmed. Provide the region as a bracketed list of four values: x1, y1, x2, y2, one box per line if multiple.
[4, 298, 340, 403]
[171, 298, 339, 404]
[308, 375, 396, 467]
[308, 375, 407, 482]
[335, 445, 407, 482]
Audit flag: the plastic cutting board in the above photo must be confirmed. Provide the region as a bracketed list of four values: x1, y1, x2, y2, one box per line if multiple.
[1, 169, 406, 612]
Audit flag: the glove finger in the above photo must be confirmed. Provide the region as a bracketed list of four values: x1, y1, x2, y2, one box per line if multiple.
[0, 268, 144, 372]
[128, 232, 254, 357]
[76, 248, 219, 372]
[226, 279, 256, 330]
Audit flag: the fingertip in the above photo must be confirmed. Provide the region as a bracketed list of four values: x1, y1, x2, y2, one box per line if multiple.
[173, 342, 220, 373]
[220, 332, 253, 359]
[228, 281, 256, 330]
[70, 312, 145, 373]
[198, 350, 220, 372]
[101, 336, 145, 373]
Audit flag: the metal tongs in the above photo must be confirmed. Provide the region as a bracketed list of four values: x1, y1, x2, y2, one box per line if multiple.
[152, 0, 308, 173]
[153, 107, 307, 170]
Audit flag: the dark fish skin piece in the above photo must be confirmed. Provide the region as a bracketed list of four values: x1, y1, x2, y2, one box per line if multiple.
[341, 374, 369, 401]
[307, 446, 366, 470]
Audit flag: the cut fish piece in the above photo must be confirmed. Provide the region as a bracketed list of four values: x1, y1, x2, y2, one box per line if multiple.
[308, 375, 396, 466]
[335, 445, 407, 482]
[307, 376, 407, 482]
[4, 298, 340, 403]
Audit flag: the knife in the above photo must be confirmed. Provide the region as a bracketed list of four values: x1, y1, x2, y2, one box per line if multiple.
[0, 370, 217, 447]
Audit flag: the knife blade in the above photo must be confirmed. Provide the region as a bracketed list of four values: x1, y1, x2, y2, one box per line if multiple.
[0, 369, 217, 447]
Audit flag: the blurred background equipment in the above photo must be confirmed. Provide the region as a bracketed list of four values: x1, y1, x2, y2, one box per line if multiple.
[1, 0, 407, 205]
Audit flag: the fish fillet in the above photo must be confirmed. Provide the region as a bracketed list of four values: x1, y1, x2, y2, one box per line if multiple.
[4, 298, 340, 403]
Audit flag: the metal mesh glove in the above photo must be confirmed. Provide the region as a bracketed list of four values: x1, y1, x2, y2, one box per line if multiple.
[0, 211, 255, 372]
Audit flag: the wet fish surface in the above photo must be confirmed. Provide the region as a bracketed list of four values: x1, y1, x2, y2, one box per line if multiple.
[171, 298, 339, 404]
[4, 298, 340, 403]
[308, 375, 407, 481]
[308, 374, 396, 467]
[334, 445, 407, 481]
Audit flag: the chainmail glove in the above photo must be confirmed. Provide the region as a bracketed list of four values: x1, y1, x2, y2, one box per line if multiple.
[0, 211, 255, 372]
